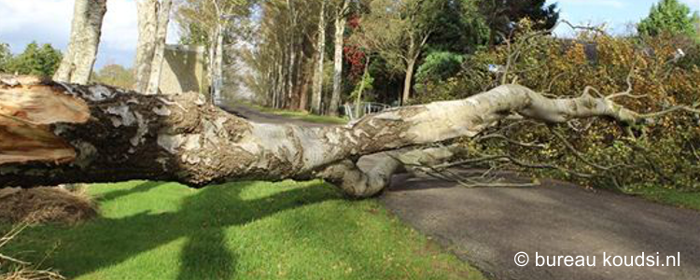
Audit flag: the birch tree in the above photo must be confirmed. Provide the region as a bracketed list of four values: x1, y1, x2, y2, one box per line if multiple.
[329, 0, 351, 116]
[134, 0, 173, 94]
[311, 0, 327, 114]
[53, 0, 108, 85]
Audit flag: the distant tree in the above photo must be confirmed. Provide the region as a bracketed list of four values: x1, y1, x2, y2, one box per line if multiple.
[4, 42, 62, 77]
[638, 0, 700, 40]
[351, 0, 447, 105]
[0, 43, 11, 72]
[92, 64, 136, 89]
[415, 51, 464, 84]
[427, 0, 490, 54]
[176, 0, 255, 101]
[479, 0, 559, 43]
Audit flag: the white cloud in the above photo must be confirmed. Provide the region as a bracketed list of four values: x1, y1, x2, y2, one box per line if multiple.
[0, 0, 179, 68]
[102, 0, 139, 52]
[0, 0, 73, 50]
[555, 0, 626, 9]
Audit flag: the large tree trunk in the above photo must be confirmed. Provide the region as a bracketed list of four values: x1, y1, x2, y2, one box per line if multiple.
[146, 0, 173, 95]
[53, 0, 107, 85]
[329, 0, 349, 116]
[0, 75, 642, 198]
[311, 0, 327, 115]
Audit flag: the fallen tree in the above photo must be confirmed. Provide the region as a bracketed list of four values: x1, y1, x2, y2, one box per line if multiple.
[3, 74, 692, 198]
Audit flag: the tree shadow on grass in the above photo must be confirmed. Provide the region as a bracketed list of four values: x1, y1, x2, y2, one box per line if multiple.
[6, 181, 335, 280]
[95, 181, 165, 203]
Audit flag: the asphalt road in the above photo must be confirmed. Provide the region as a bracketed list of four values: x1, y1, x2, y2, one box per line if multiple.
[380, 171, 700, 280]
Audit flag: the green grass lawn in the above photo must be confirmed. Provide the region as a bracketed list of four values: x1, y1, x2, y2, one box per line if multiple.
[626, 185, 700, 211]
[1, 180, 485, 280]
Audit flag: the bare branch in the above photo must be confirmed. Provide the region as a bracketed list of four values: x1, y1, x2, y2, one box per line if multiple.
[476, 133, 546, 149]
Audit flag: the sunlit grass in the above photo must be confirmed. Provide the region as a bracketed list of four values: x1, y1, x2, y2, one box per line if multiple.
[237, 101, 348, 125]
[0, 180, 485, 280]
[626, 185, 700, 211]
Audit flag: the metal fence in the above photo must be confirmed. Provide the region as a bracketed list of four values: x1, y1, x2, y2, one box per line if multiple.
[342, 102, 392, 120]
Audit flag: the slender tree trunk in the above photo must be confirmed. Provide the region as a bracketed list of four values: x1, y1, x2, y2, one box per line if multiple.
[311, 0, 327, 115]
[287, 43, 296, 109]
[53, 0, 107, 85]
[212, 23, 225, 103]
[297, 56, 314, 111]
[134, 0, 159, 93]
[145, 0, 173, 95]
[208, 26, 217, 96]
[0, 76, 644, 198]
[402, 58, 416, 105]
[329, 0, 349, 116]
[355, 58, 370, 118]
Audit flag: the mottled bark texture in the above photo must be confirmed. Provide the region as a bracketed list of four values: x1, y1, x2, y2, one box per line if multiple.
[0, 75, 641, 197]
[311, 0, 327, 115]
[53, 0, 107, 85]
[146, 0, 173, 95]
[135, 0, 172, 94]
[329, 0, 350, 116]
[134, 0, 159, 93]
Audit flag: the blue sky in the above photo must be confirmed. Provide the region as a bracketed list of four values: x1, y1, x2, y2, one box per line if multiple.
[0, 0, 698, 69]
[547, 0, 700, 35]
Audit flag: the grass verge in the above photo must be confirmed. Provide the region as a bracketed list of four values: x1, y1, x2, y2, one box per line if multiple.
[0, 180, 485, 280]
[626, 185, 700, 211]
[240, 101, 348, 125]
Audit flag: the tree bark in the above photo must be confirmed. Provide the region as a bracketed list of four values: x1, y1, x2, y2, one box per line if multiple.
[134, 0, 159, 93]
[212, 23, 225, 103]
[329, 0, 350, 116]
[401, 58, 416, 105]
[146, 0, 173, 95]
[0, 75, 642, 198]
[297, 56, 314, 111]
[53, 0, 107, 85]
[355, 58, 370, 118]
[311, 0, 327, 115]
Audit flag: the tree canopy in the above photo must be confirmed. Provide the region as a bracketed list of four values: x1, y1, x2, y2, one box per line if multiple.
[92, 64, 136, 89]
[0, 42, 62, 77]
[638, 0, 700, 39]
[479, 0, 559, 43]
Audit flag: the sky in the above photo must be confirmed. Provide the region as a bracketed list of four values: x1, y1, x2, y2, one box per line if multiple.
[0, 0, 698, 69]
[0, 0, 179, 69]
[547, 0, 700, 35]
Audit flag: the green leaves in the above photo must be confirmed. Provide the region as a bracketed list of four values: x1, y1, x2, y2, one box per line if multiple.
[0, 42, 62, 77]
[638, 0, 700, 40]
[415, 51, 464, 84]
